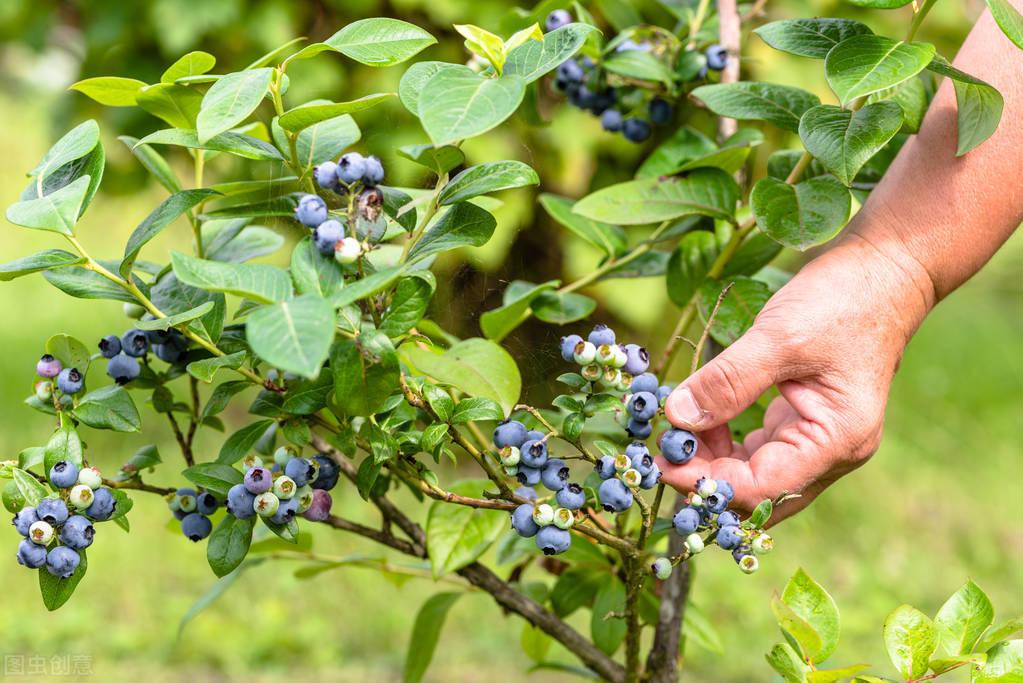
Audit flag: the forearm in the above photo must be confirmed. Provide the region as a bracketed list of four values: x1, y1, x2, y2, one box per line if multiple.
[845, 7, 1023, 304]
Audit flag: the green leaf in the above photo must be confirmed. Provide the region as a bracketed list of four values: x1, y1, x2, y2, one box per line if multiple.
[398, 62, 466, 117]
[573, 169, 740, 225]
[272, 111, 362, 168]
[952, 77, 1004, 156]
[935, 580, 994, 655]
[278, 94, 394, 133]
[70, 77, 146, 106]
[290, 236, 343, 303]
[45, 334, 92, 376]
[798, 102, 903, 186]
[151, 274, 226, 342]
[975, 640, 1023, 681]
[184, 462, 244, 496]
[136, 302, 215, 332]
[591, 580, 627, 655]
[26, 119, 103, 204]
[178, 558, 263, 637]
[121, 189, 219, 277]
[0, 250, 84, 282]
[136, 128, 284, 161]
[171, 251, 292, 303]
[196, 68, 273, 143]
[161, 51, 216, 83]
[331, 333, 399, 417]
[666, 231, 719, 307]
[883, 605, 939, 679]
[202, 381, 250, 420]
[781, 568, 840, 661]
[73, 385, 141, 432]
[539, 194, 626, 256]
[439, 161, 539, 206]
[419, 68, 526, 146]
[5, 176, 91, 235]
[505, 23, 598, 82]
[724, 231, 783, 278]
[43, 266, 137, 304]
[407, 201, 497, 263]
[691, 82, 821, 133]
[426, 479, 506, 576]
[332, 267, 403, 309]
[531, 291, 597, 325]
[118, 136, 182, 193]
[207, 515, 256, 577]
[637, 127, 718, 179]
[755, 19, 873, 59]
[397, 144, 465, 174]
[765, 642, 810, 683]
[928, 653, 987, 675]
[325, 18, 436, 67]
[403, 592, 462, 683]
[136, 83, 202, 128]
[824, 35, 935, 105]
[604, 50, 675, 86]
[381, 277, 433, 338]
[987, 0, 1023, 50]
[845, 0, 912, 6]
[979, 618, 1023, 653]
[480, 280, 558, 341]
[247, 295, 336, 379]
[13, 468, 49, 507]
[751, 176, 851, 251]
[187, 351, 246, 383]
[805, 665, 869, 682]
[38, 549, 87, 611]
[401, 338, 521, 415]
[42, 421, 83, 475]
[684, 603, 725, 654]
[247, 37, 308, 69]
[697, 277, 771, 346]
[451, 397, 504, 424]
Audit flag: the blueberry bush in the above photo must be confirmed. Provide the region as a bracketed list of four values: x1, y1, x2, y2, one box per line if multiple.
[3, 1, 1023, 681]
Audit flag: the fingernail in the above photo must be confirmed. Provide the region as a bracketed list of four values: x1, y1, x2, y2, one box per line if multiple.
[668, 387, 708, 428]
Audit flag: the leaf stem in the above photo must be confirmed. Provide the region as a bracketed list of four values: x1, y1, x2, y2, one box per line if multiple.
[906, 0, 939, 42]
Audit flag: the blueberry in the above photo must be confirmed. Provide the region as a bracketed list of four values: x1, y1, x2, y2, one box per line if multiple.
[313, 219, 345, 256]
[622, 468, 643, 488]
[731, 545, 752, 563]
[622, 344, 650, 376]
[704, 492, 728, 514]
[244, 467, 273, 494]
[176, 488, 197, 513]
[77, 467, 102, 490]
[295, 194, 328, 227]
[649, 98, 673, 125]
[556, 483, 586, 509]
[673, 507, 701, 536]
[656, 385, 673, 404]
[595, 456, 616, 480]
[56, 368, 84, 394]
[696, 477, 717, 498]
[98, 335, 122, 358]
[752, 533, 774, 555]
[536, 525, 571, 555]
[598, 478, 633, 513]
[16, 539, 48, 568]
[180, 513, 212, 542]
[627, 391, 659, 422]
[337, 153, 367, 185]
[573, 341, 598, 365]
[600, 108, 624, 132]
[591, 89, 616, 115]
[640, 465, 662, 489]
[46, 546, 81, 578]
[651, 557, 673, 580]
[123, 302, 146, 319]
[626, 418, 652, 440]
[36, 354, 62, 379]
[59, 515, 95, 550]
[107, 353, 141, 385]
[500, 446, 521, 467]
[738, 554, 759, 574]
[314, 161, 340, 190]
[514, 486, 538, 502]
[660, 428, 698, 465]
[37, 498, 68, 526]
[545, 9, 573, 31]
[195, 492, 219, 516]
[516, 466, 541, 487]
[86, 488, 116, 520]
[362, 156, 385, 186]
[705, 44, 728, 71]
[29, 520, 55, 545]
[253, 491, 280, 517]
[526, 430, 545, 442]
[49, 461, 79, 489]
[556, 60, 585, 84]
[588, 324, 616, 347]
[117, 328, 148, 357]
[685, 533, 705, 555]
[629, 451, 655, 478]
[284, 458, 316, 487]
[154, 337, 188, 365]
[12, 507, 38, 536]
[613, 454, 632, 474]
[553, 507, 575, 530]
[595, 343, 617, 366]
[560, 334, 583, 362]
[631, 373, 659, 394]
[540, 459, 570, 492]
[311, 455, 339, 490]
[623, 118, 652, 143]
[34, 381, 52, 402]
[716, 524, 744, 550]
[717, 511, 741, 528]
[302, 489, 333, 521]
[143, 324, 172, 345]
[511, 504, 540, 537]
[615, 39, 650, 53]
[226, 484, 256, 519]
[270, 496, 300, 525]
[519, 440, 549, 469]
[493, 420, 528, 450]
[716, 480, 735, 502]
[272, 475, 297, 500]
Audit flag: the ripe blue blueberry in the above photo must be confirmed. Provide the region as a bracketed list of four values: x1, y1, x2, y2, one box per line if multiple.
[705, 44, 728, 71]
[313, 219, 345, 256]
[511, 503, 540, 538]
[46, 546, 81, 579]
[651, 557, 673, 580]
[717, 510, 741, 528]
[556, 483, 586, 510]
[120, 329, 149, 358]
[49, 461, 79, 489]
[13, 507, 38, 536]
[535, 525, 571, 555]
[704, 492, 728, 514]
[226, 484, 256, 519]
[17, 539, 48, 568]
[514, 486, 537, 501]
[295, 194, 328, 227]
[285, 457, 317, 487]
[56, 368, 84, 395]
[623, 118, 652, 143]
[36, 354, 62, 378]
[716, 479, 735, 502]
[86, 488, 116, 521]
[181, 513, 212, 542]
[244, 467, 273, 494]
[649, 98, 673, 125]
[540, 459, 570, 492]
[143, 325, 171, 345]
[556, 60, 585, 84]
[314, 161, 340, 190]
[59, 515, 95, 550]
[560, 334, 583, 362]
[598, 478, 633, 513]
[302, 489, 333, 521]
[716, 524, 744, 550]
[363, 156, 385, 186]
[519, 439, 549, 469]
[195, 491, 219, 516]
[628, 450, 655, 478]
[154, 334, 188, 364]
[526, 430, 544, 442]
[595, 456, 616, 480]
[627, 391, 659, 421]
[660, 428, 698, 465]
[311, 455, 339, 490]
[271, 496, 300, 525]
[516, 466, 541, 487]
[493, 420, 529, 450]
[336, 153, 367, 185]
[601, 109, 624, 132]
[37, 498, 69, 526]
[588, 324, 616, 347]
[545, 9, 573, 31]
[630, 372, 659, 395]
[656, 385, 673, 404]
[640, 464, 662, 489]
[619, 344, 648, 376]
[107, 353, 140, 385]
[98, 335, 122, 358]
[673, 507, 702, 536]
[626, 418, 652, 440]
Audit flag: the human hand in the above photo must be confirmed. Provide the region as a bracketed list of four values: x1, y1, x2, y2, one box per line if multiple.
[658, 231, 937, 523]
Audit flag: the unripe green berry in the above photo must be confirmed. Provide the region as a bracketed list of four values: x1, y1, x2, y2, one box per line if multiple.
[532, 503, 555, 527]
[295, 485, 315, 513]
[34, 381, 53, 401]
[553, 507, 575, 530]
[500, 445, 521, 467]
[613, 454, 631, 473]
[622, 468, 642, 488]
[611, 345, 628, 369]
[177, 492, 197, 513]
[752, 533, 773, 555]
[273, 447, 293, 466]
[616, 373, 633, 392]
[696, 478, 718, 498]
[685, 533, 705, 554]
[123, 302, 146, 319]
[253, 491, 280, 517]
[573, 340, 597, 365]
[273, 475, 297, 500]
[739, 554, 759, 574]
[580, 363, 602, 381]
[689, 493, 704, 508]
[29, 520, 54, 545]
[69, 484, 95, 510]
[600, 367, 622, 388]
[167, 494, 181, 512]
[335, 237, 362, 265]
[241, 453, 264, 469]
[595, 344, 616, 366]
[503, 465, 519, 476]
[651, 557, 672, 580]
[77, 466, 102, 490]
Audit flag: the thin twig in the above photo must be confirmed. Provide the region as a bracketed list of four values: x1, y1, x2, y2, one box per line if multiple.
[691, 281, 734, 376]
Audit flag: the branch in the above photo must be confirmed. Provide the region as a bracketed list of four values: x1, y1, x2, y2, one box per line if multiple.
[645, 493, 691, 682]
[319, 514, 422, 556]
[716, 0, 741, 140]
[102, 478, 175, 496]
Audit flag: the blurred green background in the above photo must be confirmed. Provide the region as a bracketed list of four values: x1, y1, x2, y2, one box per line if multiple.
[1, 0, 1021, 681]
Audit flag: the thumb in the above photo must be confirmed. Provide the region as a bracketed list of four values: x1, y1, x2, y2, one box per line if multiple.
[665, 329, 783, 431]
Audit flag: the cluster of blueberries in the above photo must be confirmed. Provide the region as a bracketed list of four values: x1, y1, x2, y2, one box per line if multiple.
[167, 487, 219, 542]
[11, 461, 117, 579]
[671, 476, 772, 574]
[222, 449, 338, 528]
[34, 354, 84, 403]
[293, 151, 387, 264]
[545, 9, 729, 143]
[99, 326, 188, 384]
